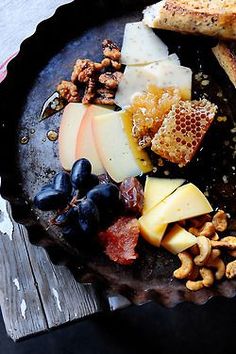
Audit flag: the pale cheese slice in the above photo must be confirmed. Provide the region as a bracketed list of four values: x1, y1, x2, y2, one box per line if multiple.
[115, 60, 192, 108]
[161, 224, 197, 255]
[167, 53, 180, 66]
[92, 111, 152, 182]
[143, 177, 185, 214]
[58, 103, 87, 171]
[142, 183, 213, 226]
[76, 105, 112, 175]
[121, 21, 168, 65]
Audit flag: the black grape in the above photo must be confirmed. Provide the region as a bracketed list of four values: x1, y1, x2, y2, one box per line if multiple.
[86, 183, 120, 212]
[53, 171, 72, 196]
[76, 199, 100, 236]
[34, 187, 68, 211]
[79, 174, 100, 197]
[70, 159, 92, 189]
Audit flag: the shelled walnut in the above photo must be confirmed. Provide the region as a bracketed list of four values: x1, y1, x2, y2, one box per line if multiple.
[57, 39, 122, 106]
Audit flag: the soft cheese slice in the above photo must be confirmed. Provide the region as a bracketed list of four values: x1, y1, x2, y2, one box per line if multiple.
[76, 105, 112, 175]
[166, 53, 180, 66]
[161, 224, 197, 254]
[115, 60, 192, 108]
[143, 177, 185, 214]
[121, 21, 168, 65]
[144, 61, 192, 100]
[92, 111, 152, 182]
[142, 183, 213, 226]
[59, 103, 87, 171]
[139, 217, 167, 247]
[115, 65, 157, 108]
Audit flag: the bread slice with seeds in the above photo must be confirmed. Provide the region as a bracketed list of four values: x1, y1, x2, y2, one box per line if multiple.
[212, 41, 236, 88]
[143, 0, 236, 40]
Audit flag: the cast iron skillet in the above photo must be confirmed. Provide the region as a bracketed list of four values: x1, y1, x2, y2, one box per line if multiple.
[1, 0, 236, 306]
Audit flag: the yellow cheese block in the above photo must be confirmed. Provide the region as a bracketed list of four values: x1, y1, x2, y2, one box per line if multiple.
[143, 176, 185, 214]
[142, 183, 213, 226]
[161, 224, 197, 255]
[139, 217, 167, 247]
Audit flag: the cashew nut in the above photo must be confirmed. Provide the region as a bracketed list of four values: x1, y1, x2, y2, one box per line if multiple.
[173, 252, 194, 279]
[220, 236, 236, 256]
[226, 260, 236, 279]
[209, 249, 221, 260]
[211, 238, 236, 250]
[189, 223, 217, 239]
[186, 279, 204, 291]
[206, 253, 225, 280]
[199, 222, 216, 238]
[200, 267, 214, 287]
[186, 267, 214, 291]
[194, 236, 211, 266]
[212, 210, 228, 232]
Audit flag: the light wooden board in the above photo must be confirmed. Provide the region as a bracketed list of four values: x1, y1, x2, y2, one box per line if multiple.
[0, 198, 103, 341]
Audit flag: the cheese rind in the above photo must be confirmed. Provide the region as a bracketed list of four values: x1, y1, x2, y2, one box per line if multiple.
[121, 111, 153, 173]
[143, 177, 185, 214]
[142, 183, 213, 226]
[59, 103, 87, 171]
[121, 21, 168, 65]
[92, 111, 152, 182]
[161, 224, 197, 254]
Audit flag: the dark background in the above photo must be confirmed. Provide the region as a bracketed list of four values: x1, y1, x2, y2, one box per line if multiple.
[1, 296, 236, 354]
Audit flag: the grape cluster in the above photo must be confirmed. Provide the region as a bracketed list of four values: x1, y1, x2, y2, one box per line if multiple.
[34, 158, 122, 242]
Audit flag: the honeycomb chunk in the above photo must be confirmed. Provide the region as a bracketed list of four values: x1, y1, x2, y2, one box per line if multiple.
[151, 99, 217, 166]
[129, 86, 182, 148]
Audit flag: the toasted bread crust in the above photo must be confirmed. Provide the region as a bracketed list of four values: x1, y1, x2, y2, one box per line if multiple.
[143, 0, 236, 40]
[212, 42, 236, 87]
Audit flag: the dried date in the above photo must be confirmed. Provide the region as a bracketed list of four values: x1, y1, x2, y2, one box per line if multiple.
[120, 177, 144, 215]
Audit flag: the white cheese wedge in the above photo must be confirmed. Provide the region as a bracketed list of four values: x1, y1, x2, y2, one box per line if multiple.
[58, 103, 87, 171]
[167, 53, 180, 66]
[144, 61, 192, 100]
[92, 111, 152, 183]
[141, 183, 213, 227]
[76, 105, 112, 175]
[161, 224, 197, 254]
[115, 60, 192, 108]
[143, 177, 185, 214]
[115, 65, 156, 108]
[121, 21, 169, 65]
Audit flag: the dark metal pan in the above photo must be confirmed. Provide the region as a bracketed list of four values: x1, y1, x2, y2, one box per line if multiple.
[1, 0, 236, 306]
